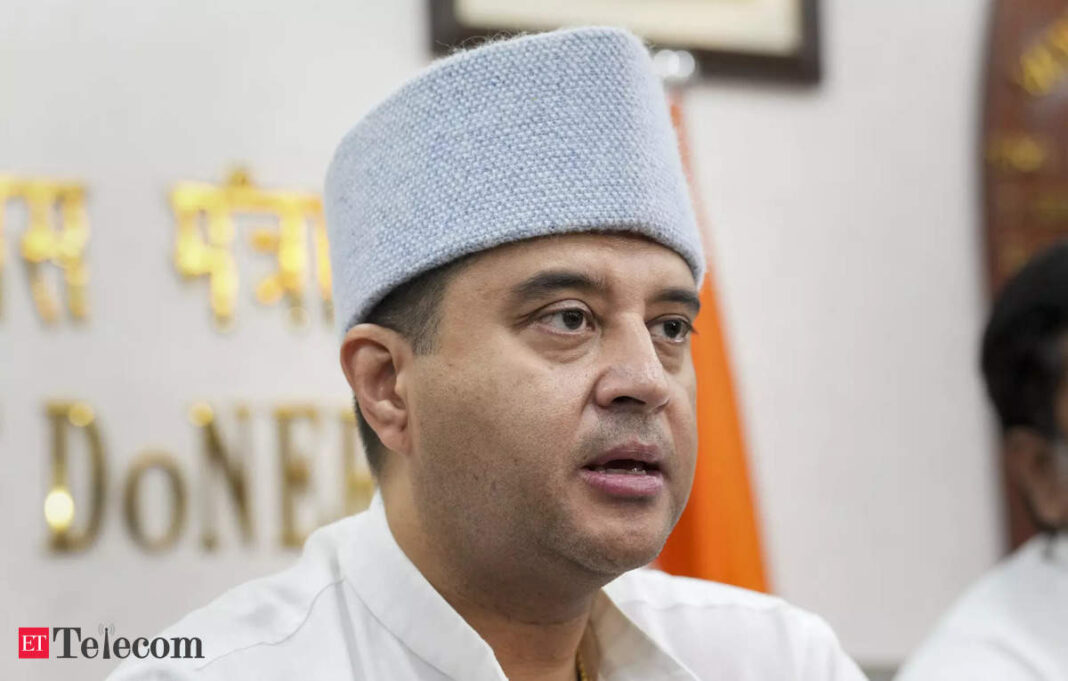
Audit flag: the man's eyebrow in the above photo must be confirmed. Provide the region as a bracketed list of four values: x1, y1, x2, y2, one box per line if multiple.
[508, 270, 608, 305]
[507, 268, 701, 315]
[653, 287, 701, 316]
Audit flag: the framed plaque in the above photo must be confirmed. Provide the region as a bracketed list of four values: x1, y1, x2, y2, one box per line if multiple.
[982, 0, 1068, 549]
[428, 0, 821, 83]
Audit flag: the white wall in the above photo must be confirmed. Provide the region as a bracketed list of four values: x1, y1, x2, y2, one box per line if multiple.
[1, 1, 1001, 677]
[688, 1, 1001, 664]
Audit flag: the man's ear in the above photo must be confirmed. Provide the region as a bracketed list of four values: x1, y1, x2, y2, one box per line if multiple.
[1005, 427, 1068, 529]
[340, 324, 413, 457]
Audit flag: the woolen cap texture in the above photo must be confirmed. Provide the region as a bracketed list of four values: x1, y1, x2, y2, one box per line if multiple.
[325, 25, 706, 337]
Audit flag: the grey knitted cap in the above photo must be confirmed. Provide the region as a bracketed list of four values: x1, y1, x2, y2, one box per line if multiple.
[325, 25, 706, 336]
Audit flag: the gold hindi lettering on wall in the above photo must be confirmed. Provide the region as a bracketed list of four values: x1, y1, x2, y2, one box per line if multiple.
[170, 168, 333, 329]
[0, 176, 91, 323]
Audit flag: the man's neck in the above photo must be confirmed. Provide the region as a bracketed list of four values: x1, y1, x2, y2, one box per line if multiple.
[444, 589, 595, 681]
[381, 485, 600, 681]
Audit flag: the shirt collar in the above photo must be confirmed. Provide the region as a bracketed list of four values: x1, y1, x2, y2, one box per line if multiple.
[1036, 530, 1068, 568]
[339, 492, 505, 681]
[590, 588, 699, 680]
[339, 492, 697, 681]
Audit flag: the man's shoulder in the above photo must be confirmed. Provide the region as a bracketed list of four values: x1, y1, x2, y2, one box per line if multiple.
[106, 515, 361, 680]
[896, 540, 1066, 681]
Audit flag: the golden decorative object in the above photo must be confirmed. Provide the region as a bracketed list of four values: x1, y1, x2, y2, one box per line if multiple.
[68, 402, 95, 427]
[45, 401, 106, 552]
[123, 450, 188, 553]
[170, 168, 333, 329]
[192, 403, 255, 550]
[0, 175, 91, 323]
[188, 401, 215, 427]
[985, 133, 1048, 173]
[340, 407, 375, 515]
[275, 404, 320, 548]
[1033, 192, 1068, 223]
[1016, 9, 1068, 96]
[40, 399, 377, 554]
[43, 487, 75, 533]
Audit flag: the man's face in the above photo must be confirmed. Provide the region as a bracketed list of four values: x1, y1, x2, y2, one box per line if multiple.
[404, 233, 700, 581]
[1007, 344, 1068, 534]
[1035, 377, 1068, 530]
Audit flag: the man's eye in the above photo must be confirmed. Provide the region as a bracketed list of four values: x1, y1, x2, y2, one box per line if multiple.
[538, 308, 593, 333]
[652, 318, 694, 343]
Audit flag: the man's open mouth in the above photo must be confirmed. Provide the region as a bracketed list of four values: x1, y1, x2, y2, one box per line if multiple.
[582, 459, 661, 475]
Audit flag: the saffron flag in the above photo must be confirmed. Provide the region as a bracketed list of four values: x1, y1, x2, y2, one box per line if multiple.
[656, 91, 769, 593]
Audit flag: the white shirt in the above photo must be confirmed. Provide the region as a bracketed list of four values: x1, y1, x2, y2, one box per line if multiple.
[108, 494, 866, 680]
[896, 533, 1068, 681]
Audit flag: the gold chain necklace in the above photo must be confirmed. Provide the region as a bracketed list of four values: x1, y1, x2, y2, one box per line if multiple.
[575, 649, 590, 681]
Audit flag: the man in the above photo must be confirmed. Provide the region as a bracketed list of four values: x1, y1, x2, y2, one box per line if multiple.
[896, 242, 1068, 680]
[109, 26, 865, 680]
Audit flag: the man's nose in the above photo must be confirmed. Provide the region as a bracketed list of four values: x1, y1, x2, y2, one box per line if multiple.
[593, 317, 672, 412]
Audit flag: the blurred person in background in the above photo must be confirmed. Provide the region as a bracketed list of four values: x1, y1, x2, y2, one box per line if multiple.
[896, 241, 1068, 681]
[107, 25, 866, 681]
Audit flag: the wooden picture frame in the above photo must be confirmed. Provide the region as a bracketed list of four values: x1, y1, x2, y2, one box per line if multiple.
[428, 0, 821, 83]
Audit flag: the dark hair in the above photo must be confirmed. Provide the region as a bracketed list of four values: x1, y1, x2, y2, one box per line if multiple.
[353, 255, 476, 476]
[980, 241, 1068, 438]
